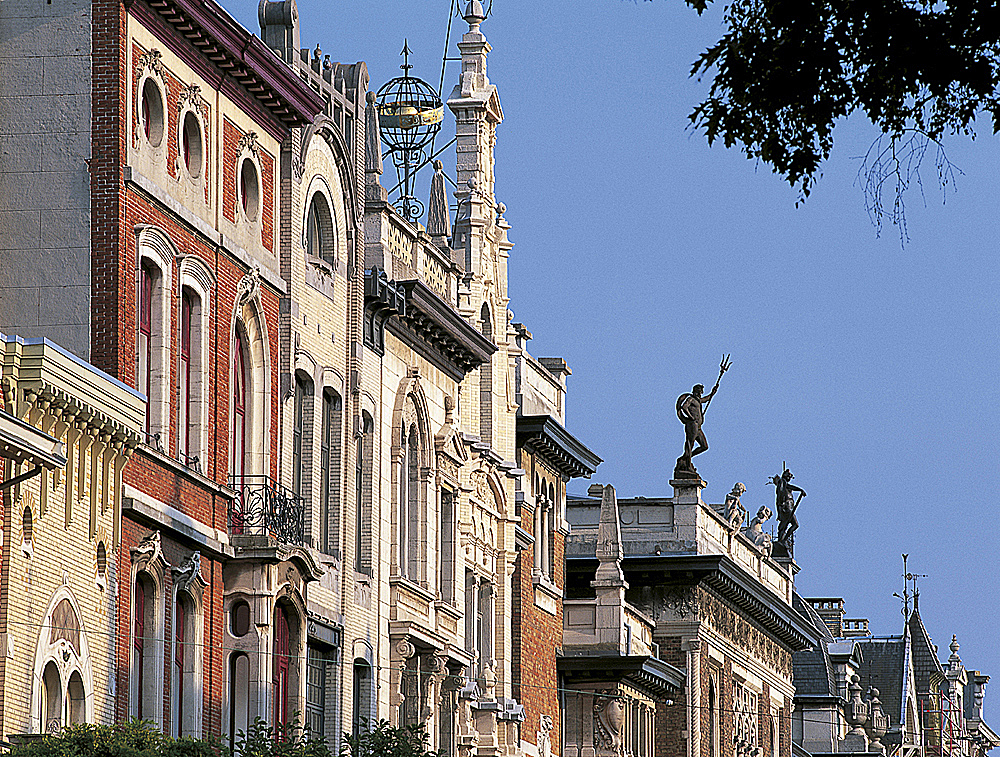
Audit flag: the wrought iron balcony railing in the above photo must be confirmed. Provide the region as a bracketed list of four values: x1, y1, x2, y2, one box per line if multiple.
[229, 475, 305, 546]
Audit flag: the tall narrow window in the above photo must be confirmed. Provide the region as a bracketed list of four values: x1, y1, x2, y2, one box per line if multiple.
[138, 264, 153, 433]
[479, 303, 493, 445]
[477, 581, 494, 678]
[293, 375, 308, 498]
[709, 678, 720, 757]
[229, 653, 250, 749]
[173, 597, 186, 737]
[273, 605, 291, 727]
[440, 489, 455, 603]
[465, 570, 477, 657]
[132, 575, 157, 720]
[352, 660, 371, 737]
[232, 329, 249, 482]
[179, 290, 193, 462]
[355, 412, 372, 574]
[306, 646, 330, 738]
[406, 425, 419, 579]
[43, 661, 61, 733]
[320, 390, 342, 553]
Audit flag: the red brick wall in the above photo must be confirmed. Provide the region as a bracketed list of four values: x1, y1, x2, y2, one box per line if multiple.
[91, 0, 127, 377]
[115, 514, 225, 738]
[260, 149, 274, 253]
[222, 119, 238, 224]
[512, 453, 566, 753]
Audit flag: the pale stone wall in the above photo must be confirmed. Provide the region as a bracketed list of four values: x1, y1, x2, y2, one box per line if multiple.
[0, 335, 144, 738]
[0, 0, 93, 359]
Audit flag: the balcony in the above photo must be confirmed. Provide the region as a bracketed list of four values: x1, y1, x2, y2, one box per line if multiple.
[229, 475, 305, 546]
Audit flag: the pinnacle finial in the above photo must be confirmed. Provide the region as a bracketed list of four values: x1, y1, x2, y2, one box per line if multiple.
[463, 0, 486, 29]
[400, 39, 412, 75]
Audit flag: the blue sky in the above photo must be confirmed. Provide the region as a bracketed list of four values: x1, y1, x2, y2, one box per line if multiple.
[233, 0, 1000, 722]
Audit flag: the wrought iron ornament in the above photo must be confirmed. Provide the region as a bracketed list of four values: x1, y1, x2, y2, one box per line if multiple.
[375, 41, 443, 221]
[229, 474, 305, 545]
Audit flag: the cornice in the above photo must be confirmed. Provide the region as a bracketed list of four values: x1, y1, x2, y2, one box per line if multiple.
[517, 414, 601, 480]
[617, 554, 814, 652]
[130, 0, 324, 140]
[558, 654, 686, 699]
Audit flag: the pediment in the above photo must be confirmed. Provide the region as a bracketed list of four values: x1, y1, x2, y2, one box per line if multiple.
[435, 423, 468, 465]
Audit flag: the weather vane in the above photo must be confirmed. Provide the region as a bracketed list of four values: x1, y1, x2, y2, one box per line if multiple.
[892, 554, 927, 618]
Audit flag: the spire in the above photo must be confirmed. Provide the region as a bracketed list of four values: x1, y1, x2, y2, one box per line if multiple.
[427, 160, 451, 241]
[364, 91, 382, 176]
[364, 90, 387, 203]
[591, 483, 626, 588]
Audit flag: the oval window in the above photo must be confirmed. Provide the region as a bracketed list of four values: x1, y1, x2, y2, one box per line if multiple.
[181, 111, 203, 178]
[230, 599, 251, 637]
[141, 78, 165, 147]
[239, 158, 260, 221]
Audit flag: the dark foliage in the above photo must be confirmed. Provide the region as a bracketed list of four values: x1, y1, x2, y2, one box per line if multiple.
[340, 719, 441, 757]
[664, 0, 1000, 234]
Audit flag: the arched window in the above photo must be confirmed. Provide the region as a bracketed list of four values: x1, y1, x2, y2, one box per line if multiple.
[292, 374, 312, 500]
[232, 327, 249, 482]
[273, 604, 291, 727]
[305, 193, 337, 268]
[132, 574, 158, 720]
[138, 263, 154, 434]
[709, 677, 720, 757]
[172, 592, 198, 737]
[22, 506, 33, 557]
[352, 659, 372, 737]
[355, 411, 373, 574]
[229, 652, 250, 749]
[42, 661, 61, 733]
[179, 289, 194, 462]
[479, 303, 493, 445]
[319, 389, 342, 553]
[66, 672, 85, 726]
[398, 423, 422, 580]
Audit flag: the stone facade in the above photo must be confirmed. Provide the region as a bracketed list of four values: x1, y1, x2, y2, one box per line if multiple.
[567, 478, 814, 757]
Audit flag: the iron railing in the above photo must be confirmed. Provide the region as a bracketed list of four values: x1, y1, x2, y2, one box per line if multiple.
[229, 475, 305, 546]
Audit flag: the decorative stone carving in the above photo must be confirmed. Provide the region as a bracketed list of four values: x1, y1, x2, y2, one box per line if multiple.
[653, 586, 700, 620]
[537, 714, 553, 757]
[236, 265, 261, 307]
[177, 84, 207, 117]
[237, 131, 260, 158]
[725, 482, 747, 531]
[138, 49, 166, 80]
[172, 551, 208, 593]
[699, 587, 793, 677]
[865, 687, 889, 753]
[594, 692, 625, 754]
[745, 506, 773, 558]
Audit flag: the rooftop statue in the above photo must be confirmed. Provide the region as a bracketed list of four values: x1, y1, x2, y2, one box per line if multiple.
[724, 482, 747, 531]
[769, 466, 806, 557]
[745, 506, 773, 558]
[674, 354, 731, 479]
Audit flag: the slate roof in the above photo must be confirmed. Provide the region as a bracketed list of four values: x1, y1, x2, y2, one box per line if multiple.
[907, 607, 945, 694]
[792, 593, 838, 697]
[857, 637, 906, 736]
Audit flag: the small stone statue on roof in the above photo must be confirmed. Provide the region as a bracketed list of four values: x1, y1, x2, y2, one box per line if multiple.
[674, 354, 731, 479]
[745, 506, 773, 558]
[769, 466, 806, 556]
[724, 482, 747, 531]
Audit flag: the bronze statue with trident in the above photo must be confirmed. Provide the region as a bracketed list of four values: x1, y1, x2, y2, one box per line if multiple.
[674, 355, 732, 478]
